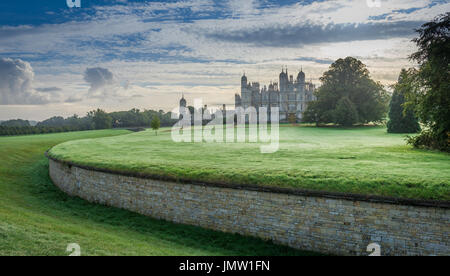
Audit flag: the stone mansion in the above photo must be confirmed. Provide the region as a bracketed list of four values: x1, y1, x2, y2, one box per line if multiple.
[235, 67, 316, 122]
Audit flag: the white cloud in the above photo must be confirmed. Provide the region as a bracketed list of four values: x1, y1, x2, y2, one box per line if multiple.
[0, 58, 54, 105]
[228, 0, 259, 17]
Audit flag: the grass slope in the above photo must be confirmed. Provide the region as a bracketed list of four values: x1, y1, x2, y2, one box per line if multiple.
[0, 130, 312, 256]
[49, 126, 450, 201]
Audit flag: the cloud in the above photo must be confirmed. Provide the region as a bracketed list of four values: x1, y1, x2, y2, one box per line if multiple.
[205, 20, 425, 47]
[0, 0, 448, 117]
[83, 66, 132, 100]
[228, 0, 259, 17]
[65, 96, 83, 103]
[0, 0, 443, 66]
[83, 67, 115, 93]
[35, 87, 62, 92]
[295, 57, 334, 65]
[0, 58, 52, 105]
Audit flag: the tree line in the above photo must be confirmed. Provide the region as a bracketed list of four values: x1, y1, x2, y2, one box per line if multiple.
[0, 108, 178, 136]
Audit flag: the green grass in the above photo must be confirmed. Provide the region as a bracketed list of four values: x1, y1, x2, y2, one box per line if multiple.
[49, 126, 450, 201]
[0, 129, 316, 256]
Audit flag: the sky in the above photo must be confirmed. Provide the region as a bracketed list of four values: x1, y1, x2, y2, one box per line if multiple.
[0, 0, 448, 121]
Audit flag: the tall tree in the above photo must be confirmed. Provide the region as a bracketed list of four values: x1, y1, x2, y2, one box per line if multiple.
[387, 69, 421, 133]
[90, 109, 112, 130]
[303, 57, 388, 126]
[404, 13, 450, 151]
[151, 116, 160, 135]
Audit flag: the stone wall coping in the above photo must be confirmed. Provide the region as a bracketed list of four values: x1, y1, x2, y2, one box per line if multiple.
[46, 152, 450, 209]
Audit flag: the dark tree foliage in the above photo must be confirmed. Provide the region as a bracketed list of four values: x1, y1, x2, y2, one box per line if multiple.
[1, 119, 31, 127]
[387, 69, 421, 134]
[38, 115, 94, 130]
[303, 57, 389, 126]
[333, 97, 359, 127]
[89, 109, 113, 130]
[404, 13, 450, 151]
[37, 116, 66, 127]
[110, 108, 150, 128]
[110, 109, 178, 129]
[0, 108, 179, 136]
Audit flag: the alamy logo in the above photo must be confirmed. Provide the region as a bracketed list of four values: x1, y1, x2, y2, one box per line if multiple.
[171, 99, 280, 154]
[367, 243, 381, 256]
[66, 243, 81, 256]
[67, 0, 81, 8]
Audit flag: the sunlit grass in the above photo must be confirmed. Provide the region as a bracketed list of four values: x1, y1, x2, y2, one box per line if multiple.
[49, 126, 450, 201]
[0, 129, 314, 256]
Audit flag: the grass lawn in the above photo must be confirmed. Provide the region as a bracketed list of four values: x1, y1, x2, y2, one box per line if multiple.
[0, 130, 313, 256]
[49, 126, 450, 201]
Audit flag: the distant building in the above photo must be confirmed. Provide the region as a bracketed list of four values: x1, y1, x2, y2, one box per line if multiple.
[235, 67, 316, 122]
[179, 94, 187, 109]
[179, 94, 187, 120]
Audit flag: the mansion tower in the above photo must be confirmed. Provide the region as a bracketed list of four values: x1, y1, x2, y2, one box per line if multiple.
[235, 67, 316, 122]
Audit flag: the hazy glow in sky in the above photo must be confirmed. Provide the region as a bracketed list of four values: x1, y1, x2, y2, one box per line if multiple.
[0, 0, 448, 120]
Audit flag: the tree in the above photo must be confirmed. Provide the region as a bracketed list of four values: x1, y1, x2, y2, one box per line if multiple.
[0, 108, 179, 137]
[1, 119, 30, 127]
[403, 13, 450, 151]
[387, 69, 421, 133]
[90, 109, 112, 130]
[303, 57, 389, 126]
[333, 97, 359, 127]
[37, 116, 65, 127]
[151, 116, 160, 135]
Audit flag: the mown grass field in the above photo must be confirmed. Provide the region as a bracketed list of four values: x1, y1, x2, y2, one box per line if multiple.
[0, 130, 314, 256]
[49, 126, 450, 201]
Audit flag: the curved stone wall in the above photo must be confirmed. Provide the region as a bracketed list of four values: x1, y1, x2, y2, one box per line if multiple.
[49, 158, 449, 256]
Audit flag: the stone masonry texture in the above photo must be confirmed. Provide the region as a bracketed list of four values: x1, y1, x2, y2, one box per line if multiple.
[49, 159, 449, 256]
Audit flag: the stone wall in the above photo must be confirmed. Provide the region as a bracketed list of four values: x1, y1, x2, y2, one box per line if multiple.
[49, 158, 449, 256]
